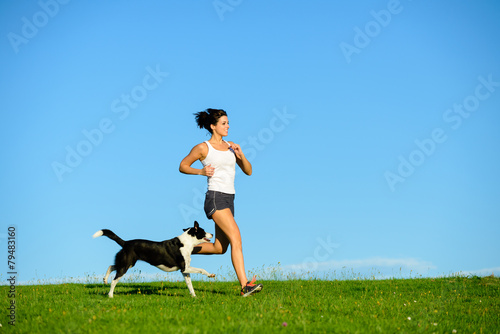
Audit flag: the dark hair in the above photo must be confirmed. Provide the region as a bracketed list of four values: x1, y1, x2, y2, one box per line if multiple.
[194, 108, 228, 134]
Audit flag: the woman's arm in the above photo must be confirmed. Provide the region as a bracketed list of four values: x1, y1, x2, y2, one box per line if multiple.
[229, 142, 252, 176]
[179, 143, 213, 176]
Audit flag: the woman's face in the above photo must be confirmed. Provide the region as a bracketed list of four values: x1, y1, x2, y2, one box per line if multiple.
[211, 116, 230, 137]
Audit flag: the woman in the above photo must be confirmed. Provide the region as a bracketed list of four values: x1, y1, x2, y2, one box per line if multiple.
[179, 108, 263, 297]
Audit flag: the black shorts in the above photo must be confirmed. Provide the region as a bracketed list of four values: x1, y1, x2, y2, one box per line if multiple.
[204, 190, 235, 219]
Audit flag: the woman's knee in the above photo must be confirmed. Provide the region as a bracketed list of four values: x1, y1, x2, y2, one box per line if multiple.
[213, 242, 229, 255]
[230, 239, 243, 252]
[220, 244, 229, 254]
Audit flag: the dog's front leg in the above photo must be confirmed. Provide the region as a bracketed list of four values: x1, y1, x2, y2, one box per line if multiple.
[182, 273, 196, 297]
[183, 266, 216, 278]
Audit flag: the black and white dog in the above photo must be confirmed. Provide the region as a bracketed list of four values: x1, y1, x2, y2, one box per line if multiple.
[92, 221, 215, 298]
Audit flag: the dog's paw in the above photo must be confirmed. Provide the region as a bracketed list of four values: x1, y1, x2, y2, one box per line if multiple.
[208, 273, 216, 278]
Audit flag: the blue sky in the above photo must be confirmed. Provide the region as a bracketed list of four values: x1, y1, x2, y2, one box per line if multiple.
[1, 0, 499, 284]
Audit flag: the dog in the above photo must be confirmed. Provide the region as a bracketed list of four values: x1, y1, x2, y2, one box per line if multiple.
[92, 221, 215, 298]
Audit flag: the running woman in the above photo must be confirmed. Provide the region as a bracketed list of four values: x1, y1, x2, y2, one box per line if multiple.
[179, 108, 263, 297]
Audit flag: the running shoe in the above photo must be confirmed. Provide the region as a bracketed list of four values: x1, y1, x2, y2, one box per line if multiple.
[241, 275, 263, 297]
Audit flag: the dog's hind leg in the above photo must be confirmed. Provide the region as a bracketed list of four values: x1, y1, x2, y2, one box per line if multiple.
[108, 276, 121, 298]
[108, 249, 136, 298]
[104, 265, 115, 284]
[108, 266, 129, 298]
[182, 273, 196, 297]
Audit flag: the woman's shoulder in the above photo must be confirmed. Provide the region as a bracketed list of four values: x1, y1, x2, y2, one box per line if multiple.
[193, 141, 209, 152]
[193, 142, 208, 156]
[188, 142, 209, 161]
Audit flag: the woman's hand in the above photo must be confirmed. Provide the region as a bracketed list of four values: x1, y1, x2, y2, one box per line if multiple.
[229, 143, 244, 160]
[202, 164, 215, 177]
[229, 142, 252, 176]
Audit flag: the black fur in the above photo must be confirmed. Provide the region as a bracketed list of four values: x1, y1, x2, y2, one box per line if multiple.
[100, 229, 125, 247]
[113, 236, 187, 277]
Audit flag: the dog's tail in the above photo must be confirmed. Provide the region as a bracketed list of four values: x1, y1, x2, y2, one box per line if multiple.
[92, 229, 125, 247]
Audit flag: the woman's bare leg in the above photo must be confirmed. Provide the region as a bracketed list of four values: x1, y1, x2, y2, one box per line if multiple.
[192, 223, 229, 255]
[192, 208, 248, 288]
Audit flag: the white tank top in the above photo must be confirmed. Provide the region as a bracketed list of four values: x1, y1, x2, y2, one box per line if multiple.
[201, 140, 236, 194]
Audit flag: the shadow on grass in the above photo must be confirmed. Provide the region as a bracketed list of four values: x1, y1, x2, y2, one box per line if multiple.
[84, 283, 227, 297]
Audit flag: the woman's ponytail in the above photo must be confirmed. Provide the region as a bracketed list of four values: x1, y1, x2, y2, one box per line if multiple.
[194, 109, 227, 134]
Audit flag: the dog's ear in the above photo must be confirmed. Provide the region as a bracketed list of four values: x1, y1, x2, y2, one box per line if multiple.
[194, 221, 199, 229]
[183, 228, 189, 232]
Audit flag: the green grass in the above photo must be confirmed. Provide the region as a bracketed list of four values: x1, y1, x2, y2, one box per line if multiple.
[2, 275, 499, 333]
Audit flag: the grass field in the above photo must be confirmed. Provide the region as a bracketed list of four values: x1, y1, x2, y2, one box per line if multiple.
[1, 274, 499, 333]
